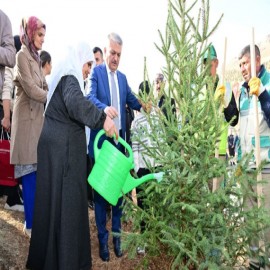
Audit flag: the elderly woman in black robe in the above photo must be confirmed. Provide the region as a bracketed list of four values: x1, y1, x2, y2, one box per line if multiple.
[26, 41, 117, 270]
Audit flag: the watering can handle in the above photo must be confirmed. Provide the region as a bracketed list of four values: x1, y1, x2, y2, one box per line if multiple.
[94, 129, 133, 164]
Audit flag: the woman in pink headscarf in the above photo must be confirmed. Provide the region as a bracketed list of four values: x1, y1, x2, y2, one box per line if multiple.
[10, 16, 47, 237]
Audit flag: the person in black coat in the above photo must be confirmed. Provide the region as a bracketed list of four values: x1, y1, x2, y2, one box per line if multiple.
[26, 41, 117, 270]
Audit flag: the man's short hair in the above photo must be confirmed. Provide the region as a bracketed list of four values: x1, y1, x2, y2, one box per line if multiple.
[155, 73, 164, 82]
[139, 80, 150, 96]
[93, 46, 103, 56]
[14, 35, 21, 53]
[238, 44, 260, 60]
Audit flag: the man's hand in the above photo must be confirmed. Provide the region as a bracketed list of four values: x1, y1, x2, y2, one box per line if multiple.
[104, 106, 118, 119]
[103, 115, 118, 140]
[140, 102, 147, 112]
[248, 77, 263, 96]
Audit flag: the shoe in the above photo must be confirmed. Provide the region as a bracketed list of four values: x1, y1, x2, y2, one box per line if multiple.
[136, 246, 146, 255]
[113, 237, 123, 258]
[4, 203, 24, 212]
[99, 243, 110, 262]
[23, 225, 32, 238]
[88, 200, 94, 210]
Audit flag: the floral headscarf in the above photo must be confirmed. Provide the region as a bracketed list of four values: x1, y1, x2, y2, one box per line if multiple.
[20, 16, 46, 64]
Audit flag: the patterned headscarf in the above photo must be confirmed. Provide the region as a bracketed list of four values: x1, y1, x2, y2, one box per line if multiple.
[20, 16, 46, 64]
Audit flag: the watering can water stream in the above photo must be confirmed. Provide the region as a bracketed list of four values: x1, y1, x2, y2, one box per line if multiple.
[88, 129, 164, 206]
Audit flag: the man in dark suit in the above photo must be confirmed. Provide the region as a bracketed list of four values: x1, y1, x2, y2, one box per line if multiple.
[87, 32, 141, 262]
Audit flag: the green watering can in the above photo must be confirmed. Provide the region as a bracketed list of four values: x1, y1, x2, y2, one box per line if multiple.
[88, 129, 164, 206]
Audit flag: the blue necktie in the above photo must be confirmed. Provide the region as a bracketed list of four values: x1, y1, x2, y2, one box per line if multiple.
[110, 72, 120, 132]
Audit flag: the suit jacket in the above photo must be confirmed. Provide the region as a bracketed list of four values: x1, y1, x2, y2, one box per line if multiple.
[87, 63, 141, 157]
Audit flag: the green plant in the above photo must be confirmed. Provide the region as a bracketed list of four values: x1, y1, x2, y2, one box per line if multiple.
[122, 0, 270, 269]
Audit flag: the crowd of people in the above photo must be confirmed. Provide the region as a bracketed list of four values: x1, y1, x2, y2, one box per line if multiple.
[1, 8, 270, 270]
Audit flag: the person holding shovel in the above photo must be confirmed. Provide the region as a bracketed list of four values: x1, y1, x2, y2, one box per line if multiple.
[203, 44, 228, 190]
[219, 44, 270, 269]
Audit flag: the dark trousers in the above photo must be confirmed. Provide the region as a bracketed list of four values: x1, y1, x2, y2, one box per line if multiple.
[94, 190, 123, 245]
[92, 133, 124, 245]
[0, 184, 23, 205]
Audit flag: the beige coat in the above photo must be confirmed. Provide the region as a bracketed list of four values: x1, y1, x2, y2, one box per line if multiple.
[10, 45, 48, 165]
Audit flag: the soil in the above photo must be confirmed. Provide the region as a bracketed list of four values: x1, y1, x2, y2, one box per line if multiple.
[0, 196, 170, 270]
[0, 195, 248, 270]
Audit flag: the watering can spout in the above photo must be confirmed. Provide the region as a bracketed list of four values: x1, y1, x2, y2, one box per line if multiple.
[120, 171, 164, 196]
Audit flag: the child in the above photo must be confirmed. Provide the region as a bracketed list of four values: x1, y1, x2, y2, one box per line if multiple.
[131, 80, 159, 255]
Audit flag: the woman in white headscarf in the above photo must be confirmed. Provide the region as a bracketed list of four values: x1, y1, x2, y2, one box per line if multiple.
[26, 41, 117, 270]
